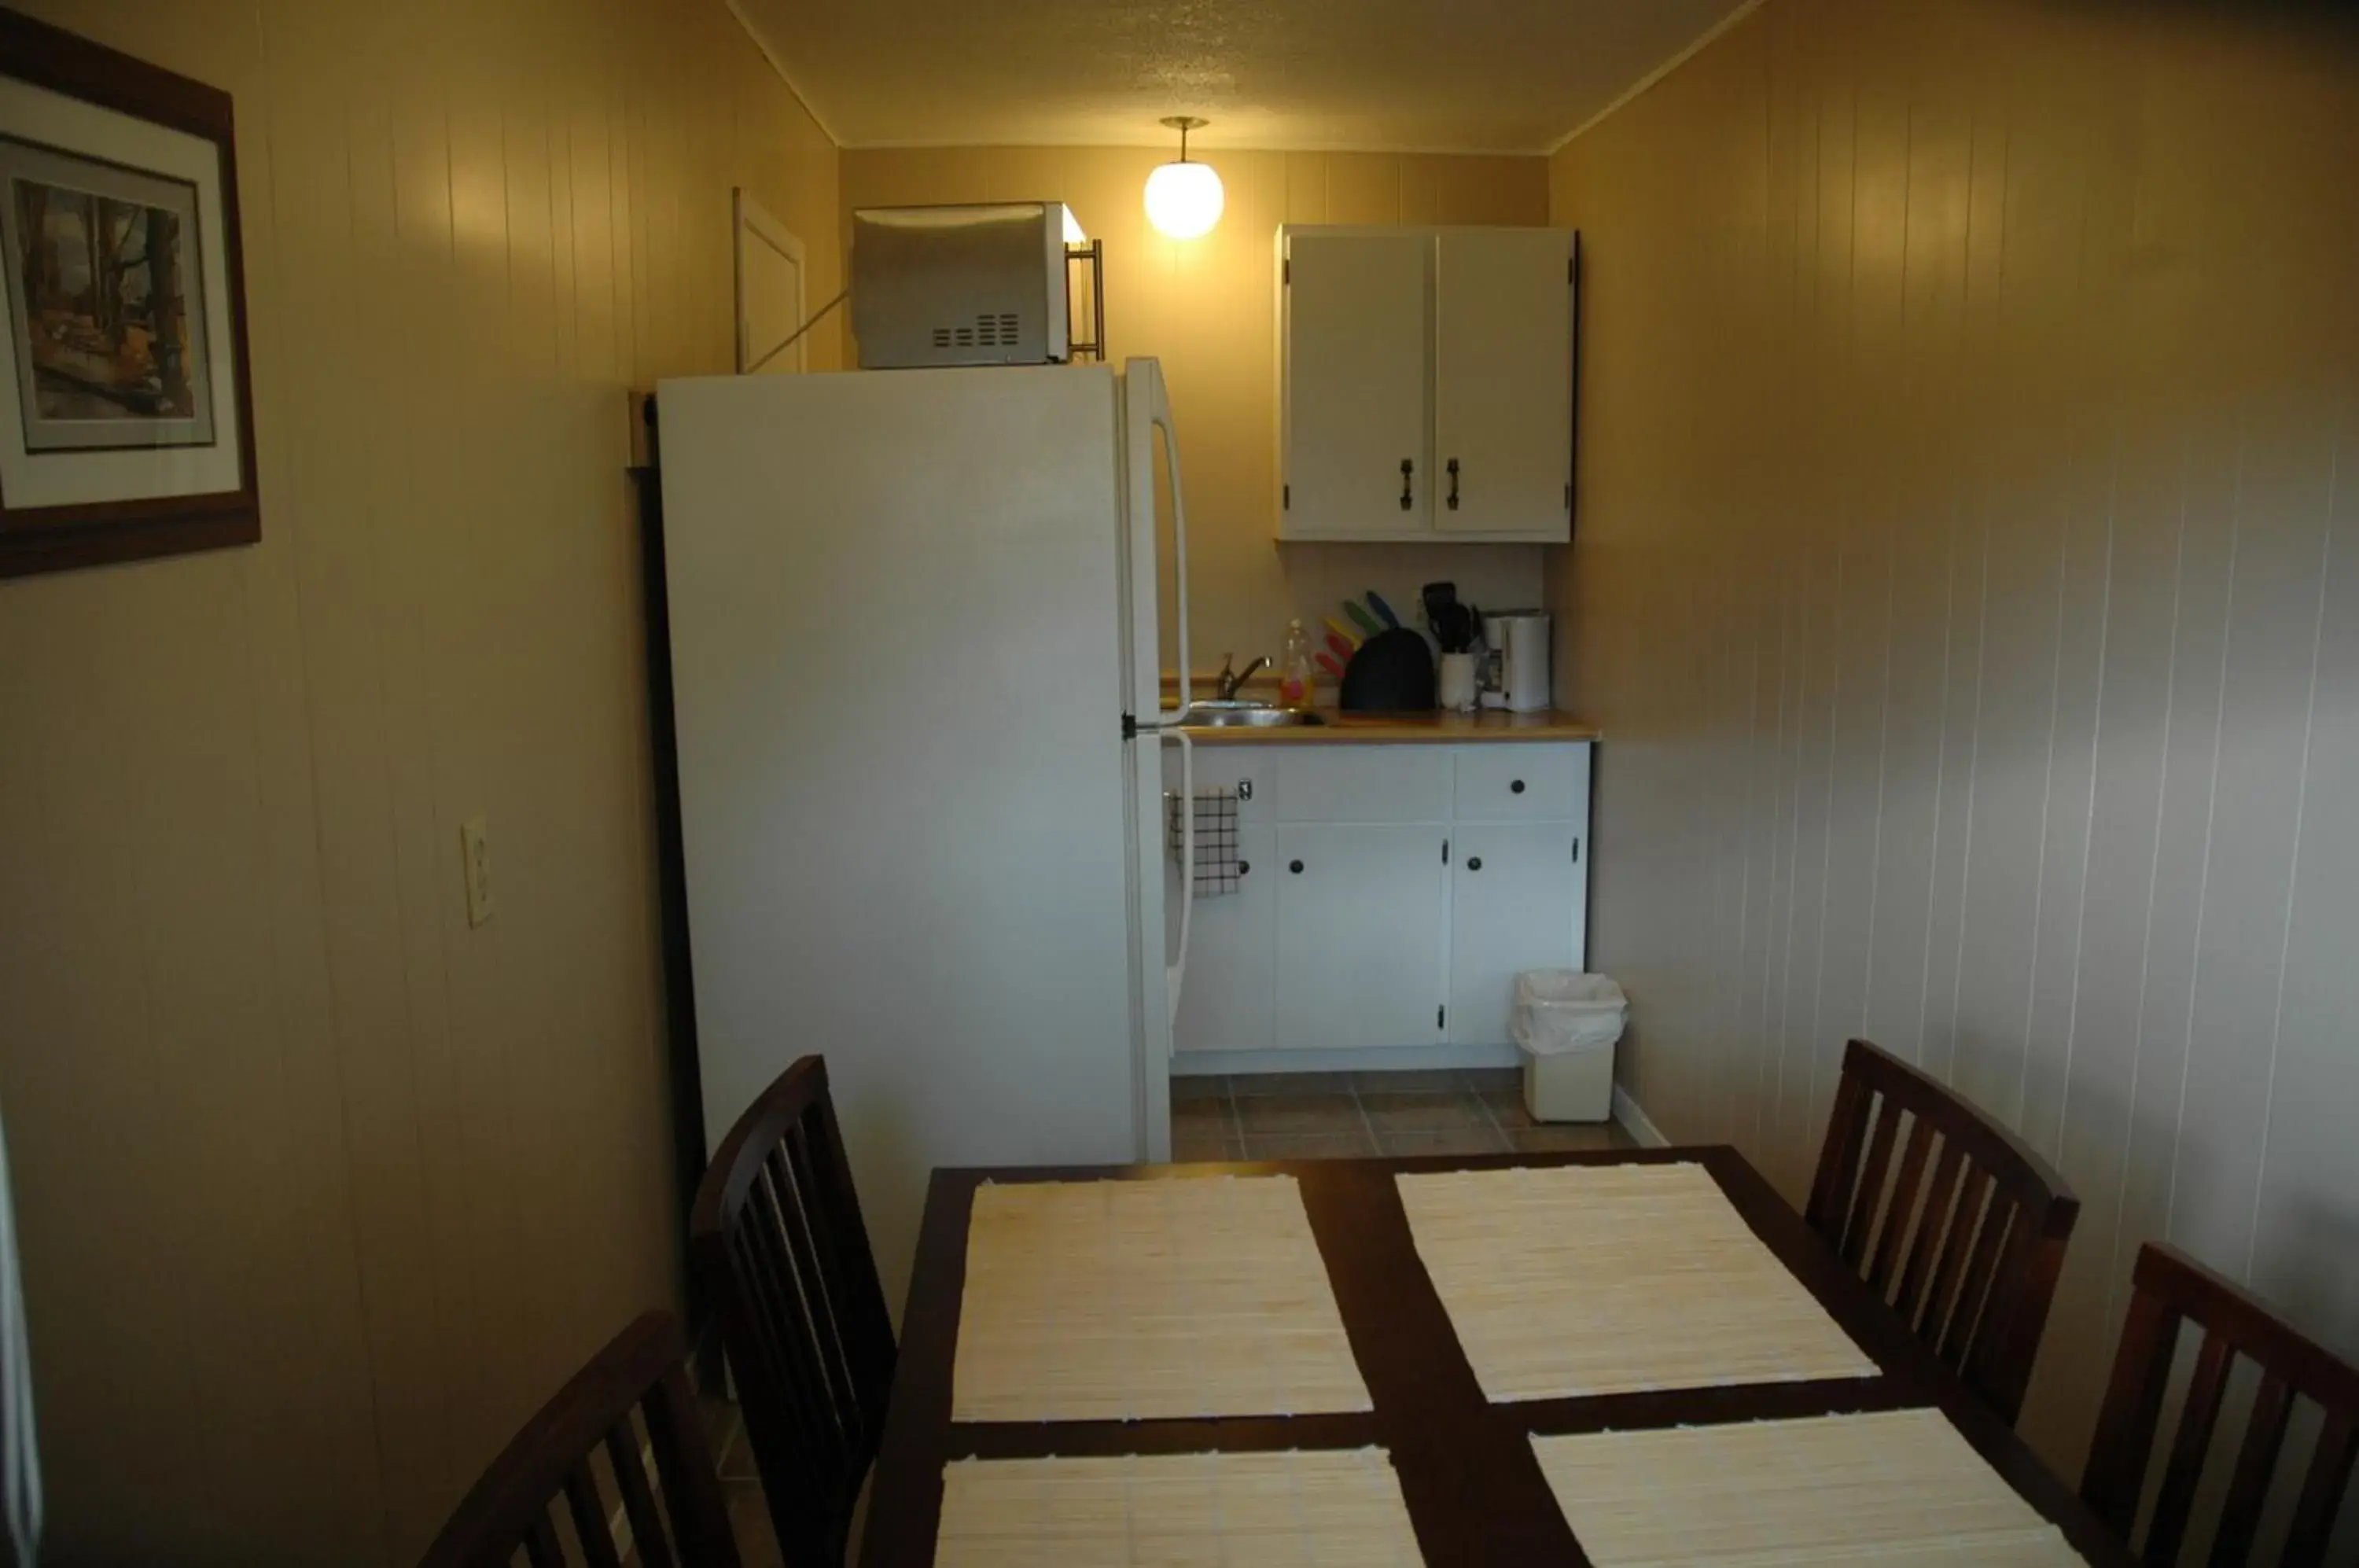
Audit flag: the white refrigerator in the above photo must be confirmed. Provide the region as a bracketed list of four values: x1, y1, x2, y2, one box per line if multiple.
[655, 359, 1198, 1312]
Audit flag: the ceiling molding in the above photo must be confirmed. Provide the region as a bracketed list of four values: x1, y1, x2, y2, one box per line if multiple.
[722, 0, 845, 147]
[1545, 0, 1768, 154]
[837, 138, 1555, 159]
[727, 0, 1751, 157]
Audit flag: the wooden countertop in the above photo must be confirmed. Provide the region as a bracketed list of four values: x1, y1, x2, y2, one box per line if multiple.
[1181, 709, 1600, 745]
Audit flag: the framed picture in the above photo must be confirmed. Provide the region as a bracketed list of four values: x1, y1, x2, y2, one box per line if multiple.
[0, 7, 256, 578]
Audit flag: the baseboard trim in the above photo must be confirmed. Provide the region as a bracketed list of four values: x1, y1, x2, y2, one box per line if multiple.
[1176, 1043, 1521, 1076]
[1611, 1083, 1669, 1148]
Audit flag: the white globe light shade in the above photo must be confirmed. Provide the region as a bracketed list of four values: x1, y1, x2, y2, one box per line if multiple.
[1144, 158, 1224, 239]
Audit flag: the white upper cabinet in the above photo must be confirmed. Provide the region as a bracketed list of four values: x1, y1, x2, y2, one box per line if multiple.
[1279, 225, 1574, 544]
[1433, 230, 1575, 537]
[1277, 231, 1432, 539]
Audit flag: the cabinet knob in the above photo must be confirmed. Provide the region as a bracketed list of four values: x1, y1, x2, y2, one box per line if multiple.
[1467, 856, 1483, 871]
[1238, 859, 1250, 876]
[1511, 779, 1526, 794]
[1288, 859, 1305, 874]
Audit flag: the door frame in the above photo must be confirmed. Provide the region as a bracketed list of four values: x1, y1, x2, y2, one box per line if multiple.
[732, 187, 808, 374]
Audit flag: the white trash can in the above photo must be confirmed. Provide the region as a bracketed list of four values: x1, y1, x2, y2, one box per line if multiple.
[1511, 971, 1626, 1123]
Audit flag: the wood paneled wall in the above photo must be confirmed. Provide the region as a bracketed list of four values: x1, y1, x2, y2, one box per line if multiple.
[0, 0, 837, 1559]
[1549, 0, 2359, 1471]
[842, 147, 1552, 674]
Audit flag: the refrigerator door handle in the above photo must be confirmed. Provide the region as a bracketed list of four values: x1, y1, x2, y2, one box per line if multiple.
[1124, 359, 1191, 727]
[1149, 368, 1192, 719]
[1163, 727, 1194, 1026]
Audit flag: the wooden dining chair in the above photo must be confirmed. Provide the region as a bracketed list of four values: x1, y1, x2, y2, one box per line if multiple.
[419, 1311, 738, 1568]
[2081, 1242, 2359, 1566]
[1804, 1038, 2080, 1425]
[691, 1055, 896, 1568]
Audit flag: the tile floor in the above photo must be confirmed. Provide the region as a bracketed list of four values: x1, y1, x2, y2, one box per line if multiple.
[1173, 1068, 1634, 1161]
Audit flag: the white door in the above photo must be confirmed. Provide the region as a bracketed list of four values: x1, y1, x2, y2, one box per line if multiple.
[1275, 823, 1448, 1050]
[1169, 823, 1277, 1055]
[1450, 822, 1582, 1044]
[1433, 229, 1571, 537]
[1281, 231, 1430, 537]
[734, 189, 808, 374]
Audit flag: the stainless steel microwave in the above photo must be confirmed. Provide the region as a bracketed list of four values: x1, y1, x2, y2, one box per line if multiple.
[850, 203, 1073, 369]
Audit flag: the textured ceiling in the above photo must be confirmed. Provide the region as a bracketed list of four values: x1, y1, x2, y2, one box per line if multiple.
[728, 0, 1754, 153]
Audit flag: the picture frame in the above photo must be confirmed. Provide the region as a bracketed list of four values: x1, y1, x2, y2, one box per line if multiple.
[0, 6, 257, 579]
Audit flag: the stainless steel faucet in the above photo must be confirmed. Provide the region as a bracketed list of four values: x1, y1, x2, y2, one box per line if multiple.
[1214, 653, 1270, 701]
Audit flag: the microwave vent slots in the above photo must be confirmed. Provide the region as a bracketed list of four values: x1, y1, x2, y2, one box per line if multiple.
[933, 312, 1024, 352]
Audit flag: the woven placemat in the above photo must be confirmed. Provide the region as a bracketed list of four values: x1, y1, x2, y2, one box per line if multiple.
[1396, 1161, 1877, 1401]
[934, 1447, 1423, 1566]
[1532, 1408, 2090, 1565]
[951, 1176, 1372, 1423]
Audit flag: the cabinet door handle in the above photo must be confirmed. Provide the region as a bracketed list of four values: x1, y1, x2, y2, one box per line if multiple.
[1466, 856, 1483, 871]
[1511, 778, 1526, 794]
[1289, 859, 1305, 874]
[1446, 458, 1460, 510]
[1399, 459, 1414, 510]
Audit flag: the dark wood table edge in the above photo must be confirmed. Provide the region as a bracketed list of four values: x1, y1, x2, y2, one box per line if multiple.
[859, 1147, 2134, 1568]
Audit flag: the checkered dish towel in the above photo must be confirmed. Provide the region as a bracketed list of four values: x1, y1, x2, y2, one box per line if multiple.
[1167, 788, 1241, 896]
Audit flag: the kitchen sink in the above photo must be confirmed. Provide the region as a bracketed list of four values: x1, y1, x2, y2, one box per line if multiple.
[1178, 704, 1327, 728]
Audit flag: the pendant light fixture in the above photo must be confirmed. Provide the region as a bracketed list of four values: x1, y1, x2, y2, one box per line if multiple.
[1144, 116, 1224, 240]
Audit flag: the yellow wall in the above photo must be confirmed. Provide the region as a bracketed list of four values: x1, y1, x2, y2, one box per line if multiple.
[0, 0, 837, 1559]
[842, 148, 1552, 676]
[1551, 0, 2359, 1471]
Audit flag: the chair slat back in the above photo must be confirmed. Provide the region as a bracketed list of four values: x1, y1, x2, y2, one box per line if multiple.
[420, 1312, 738, 1568]
[1805, 1038, 2080, 1424]
[692, 1055, 896, 1567]
[2082, 1243, 2359, 1567]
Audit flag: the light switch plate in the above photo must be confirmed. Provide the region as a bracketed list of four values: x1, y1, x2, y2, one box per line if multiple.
[460, 816, 494, 927]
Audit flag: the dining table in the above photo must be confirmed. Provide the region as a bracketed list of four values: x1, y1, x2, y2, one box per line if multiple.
[857, 1144, 2138, 1567]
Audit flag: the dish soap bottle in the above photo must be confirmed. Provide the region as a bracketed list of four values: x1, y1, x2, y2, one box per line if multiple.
[1278, 619, 1315, 711]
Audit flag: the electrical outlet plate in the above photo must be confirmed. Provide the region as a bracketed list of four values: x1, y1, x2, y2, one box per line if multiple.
[460, 816, 494, 927]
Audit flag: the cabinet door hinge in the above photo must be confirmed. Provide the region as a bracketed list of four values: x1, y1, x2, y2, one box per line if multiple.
[1568, 256, 1576, 283]
[1283, 257, 1291, 285]
[1441, 838, 1449, 864]
[1572, 837, 1581, 863]
[1283, 484, 1290, 509]
[1437, 1004, 1446, 1030]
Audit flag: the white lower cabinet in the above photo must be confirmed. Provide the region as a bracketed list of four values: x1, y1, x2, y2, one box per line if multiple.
[1274, 823, 1449, 1052]
[1170, 823, 1276, 1054]
[1449, 822, 1584, 1046]
[1168, 741, 1592, 1058]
